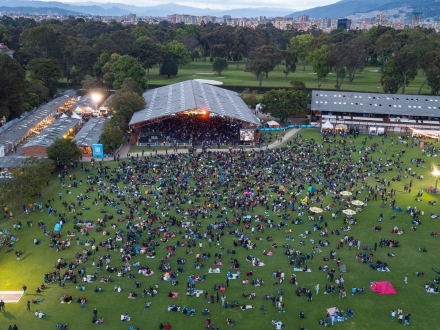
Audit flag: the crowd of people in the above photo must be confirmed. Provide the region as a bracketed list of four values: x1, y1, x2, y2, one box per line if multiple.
[9, 127, 439, 330]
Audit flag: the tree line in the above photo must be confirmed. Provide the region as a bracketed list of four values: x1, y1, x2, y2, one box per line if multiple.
[1, 16, 440, 122]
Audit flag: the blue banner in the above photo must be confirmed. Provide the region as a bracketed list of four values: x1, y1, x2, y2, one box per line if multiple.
[92, 144, 104, 158]
[260, 124, 297, 131]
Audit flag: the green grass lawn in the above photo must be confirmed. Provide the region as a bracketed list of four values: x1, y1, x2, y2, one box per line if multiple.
[1, 129, 440, 330]
[147, 62, 430, 95]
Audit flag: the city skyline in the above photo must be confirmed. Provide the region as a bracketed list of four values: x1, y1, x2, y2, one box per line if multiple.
[51, 0, 341, 10]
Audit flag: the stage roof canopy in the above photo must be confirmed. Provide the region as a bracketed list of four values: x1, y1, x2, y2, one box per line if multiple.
[129, 81, 260, 127]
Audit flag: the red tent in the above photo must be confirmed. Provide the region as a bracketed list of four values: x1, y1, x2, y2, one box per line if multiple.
[370, 281, 397, 295]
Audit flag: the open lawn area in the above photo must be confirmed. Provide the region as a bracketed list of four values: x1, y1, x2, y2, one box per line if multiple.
[1, 129, 440, 330]
[147, 62, 430, 95]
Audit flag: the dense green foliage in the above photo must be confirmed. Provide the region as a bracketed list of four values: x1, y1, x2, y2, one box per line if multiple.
[46, 138, 82, 164]
[2, 16, 440, 120]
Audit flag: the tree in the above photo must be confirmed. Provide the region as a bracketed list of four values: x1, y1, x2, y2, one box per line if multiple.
[329, 42, 347, 90]
[421, 50, 440, 95]
[246, 59, 272, 86]
[380, 47, 418, 94]
[99, 119, 125, 153]
[160, 54, 178, 78]
[108, 91, 146, 131]
[249, 45, 283, 79]
[290, 81, 307, 92]
[23, 80, 49, 111]
[81, 75, 103, 91]
[165, 40, 191, 66]
[27, 58, 62, 96]
[212, 58, 228, 76]
[110, 55, 147, 91]
[309, 45, 331, 82]
[0, 53, 26, 119]
[135, 37, 164, 73]
[283, 49, 297, 79]
[260, 89, 310, 122]
[19, 25, 63, 63]
[120, 77, 143, 95]
[290, 34, 314, 71]
[47, 138, 82, 165]
[0, 157, 55, 208]
[239, 88, 259, 108]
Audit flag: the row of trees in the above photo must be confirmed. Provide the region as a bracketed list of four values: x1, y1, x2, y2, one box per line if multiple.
[2, 16, 440, 121]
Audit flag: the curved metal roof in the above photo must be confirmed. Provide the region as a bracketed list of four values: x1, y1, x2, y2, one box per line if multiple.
[129, 81, 260, 127]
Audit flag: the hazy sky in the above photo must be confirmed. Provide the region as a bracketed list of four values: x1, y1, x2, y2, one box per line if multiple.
[63, 0, 341, 10]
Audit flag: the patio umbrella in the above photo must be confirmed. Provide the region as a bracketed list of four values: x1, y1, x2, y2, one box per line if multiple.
[342, 209, 356, 215]
[351, 200, 364, 206]
[340, 191, 352, 196]
[309, 207, 323, 213]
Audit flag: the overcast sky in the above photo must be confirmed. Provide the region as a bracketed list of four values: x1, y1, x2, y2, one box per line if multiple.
[63, 0, 341, 10]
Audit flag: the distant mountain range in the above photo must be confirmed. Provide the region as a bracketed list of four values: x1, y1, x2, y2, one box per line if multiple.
[0, 0, 296, 17]
[287, 0, 440, 19]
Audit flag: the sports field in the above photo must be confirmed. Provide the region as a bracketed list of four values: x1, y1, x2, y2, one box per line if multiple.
[0, 129, 439, 330]
[147, 62, 429, 95]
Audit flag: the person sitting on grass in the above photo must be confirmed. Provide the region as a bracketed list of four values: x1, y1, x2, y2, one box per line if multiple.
[92, 317, 104, 323]
[299, 311, 305, 318]
[120, 313, 130, 321]
[35, 310, 45, 318]
[226, 318, 236, 326]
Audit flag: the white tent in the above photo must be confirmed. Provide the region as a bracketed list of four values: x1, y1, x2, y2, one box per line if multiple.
[369, 127, 377, 135]
[74, 107, 83, 114]
[321, 121, 334, 131]
[377, 127, 385, 135]
[60, 113, 68, 119]
[267, 120, 280, 128]
[71, 112, 82, 120]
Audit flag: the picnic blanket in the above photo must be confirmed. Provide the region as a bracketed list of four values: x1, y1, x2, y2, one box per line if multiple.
[208, 268, 221, 273]
[140, 270, 154, 276]
[294, 268, 312, 272]
[227, 272, 241, 279]
[339, 264, 347, 273]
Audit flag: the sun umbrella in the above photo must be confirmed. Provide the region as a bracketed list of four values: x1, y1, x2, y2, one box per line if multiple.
[340, 191, 352, 196]
[342, 209, 356, 215]
[351, 200, 364, 206]
[309, 207, 323, 213]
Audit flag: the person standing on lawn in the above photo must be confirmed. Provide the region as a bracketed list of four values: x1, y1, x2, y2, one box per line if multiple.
[404, 273, 408, 284]
[22, 285, 27, 295]
[0, 300, 5, 312]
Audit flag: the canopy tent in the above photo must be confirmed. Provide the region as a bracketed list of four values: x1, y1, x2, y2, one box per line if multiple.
[74, 107, 83, 114]
[369, 127, 377, 135]
[71, 112, 82, 120]
[321, 121, 334, 131]
[60, 113, 68, 119]
[370, 281, 397, 295]
[266, 120, 280, 128]
[307, 186, 317, 193]
[411, 128, 440, 139]
[377, 127, 385, 135]
[335, 124, 348, 131]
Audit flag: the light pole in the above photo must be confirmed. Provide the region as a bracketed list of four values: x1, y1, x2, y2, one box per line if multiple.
[91, 93, 102, 113]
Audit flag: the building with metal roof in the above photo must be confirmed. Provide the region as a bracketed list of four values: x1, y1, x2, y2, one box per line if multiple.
[74, 118, 107, 152]
[129, 81, 261, 128]
[0, 90, 77, 153]
[22, 117, 81, 156]
[311, 90, 440, 132]
[0, 156, 44, 169]
[311, 90, 440, 118]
